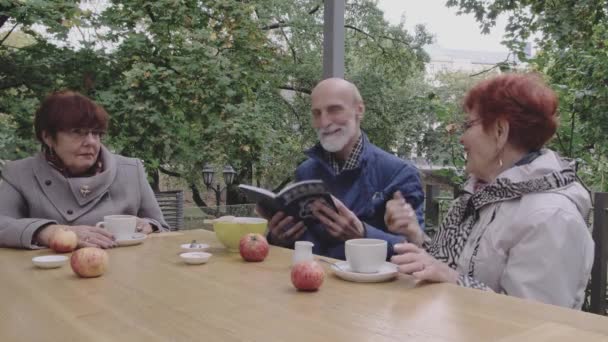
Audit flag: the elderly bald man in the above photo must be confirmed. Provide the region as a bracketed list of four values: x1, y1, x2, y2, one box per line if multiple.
[262, 78, 424, 260]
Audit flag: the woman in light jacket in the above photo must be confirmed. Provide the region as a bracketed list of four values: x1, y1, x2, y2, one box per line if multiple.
[386, 73, 593, 309]
[0, 91, 168, 249]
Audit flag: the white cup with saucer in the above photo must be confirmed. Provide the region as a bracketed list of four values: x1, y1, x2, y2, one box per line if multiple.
[345, 238, 387, 274]
[96, 215, 137, 240]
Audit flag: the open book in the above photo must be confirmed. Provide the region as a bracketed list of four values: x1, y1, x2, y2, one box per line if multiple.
[238, 180, 337, 224]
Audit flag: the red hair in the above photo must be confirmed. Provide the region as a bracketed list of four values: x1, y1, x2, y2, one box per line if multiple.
[34, 91, 109, 143]
[463, 73, 558, 151]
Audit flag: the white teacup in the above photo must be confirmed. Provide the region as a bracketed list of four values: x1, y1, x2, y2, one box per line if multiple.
[345, 238, 387, 273]
[96, 215, 137, 240]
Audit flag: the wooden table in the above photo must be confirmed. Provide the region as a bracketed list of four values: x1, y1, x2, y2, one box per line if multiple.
[1, 229, 608, 341]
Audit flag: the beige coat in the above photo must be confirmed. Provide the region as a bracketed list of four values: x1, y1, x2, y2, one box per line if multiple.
[457, 150, 594, 309]
[0, 146, 168, 249]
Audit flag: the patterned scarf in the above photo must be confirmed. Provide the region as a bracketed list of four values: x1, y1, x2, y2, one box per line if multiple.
[426, 167, 578, 269]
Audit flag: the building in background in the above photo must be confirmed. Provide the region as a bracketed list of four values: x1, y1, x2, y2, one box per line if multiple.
[424, 44, 527, 78]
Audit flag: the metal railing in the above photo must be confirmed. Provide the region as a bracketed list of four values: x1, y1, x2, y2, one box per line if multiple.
[182, 204, 258, 230]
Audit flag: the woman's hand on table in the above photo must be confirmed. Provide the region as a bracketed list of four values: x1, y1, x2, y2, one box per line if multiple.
[36, 224, 117, 249]
[136, 218, 154, 234]
[391, 243, 458, 284]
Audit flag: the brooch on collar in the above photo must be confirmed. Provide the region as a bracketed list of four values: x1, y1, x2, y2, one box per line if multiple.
[80, 185, 91, 197]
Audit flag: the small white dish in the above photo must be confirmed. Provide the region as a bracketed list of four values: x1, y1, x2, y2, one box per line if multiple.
[180, 243, 210, 253]
[331, 261, 398, 283]
[32, 255, 69, 269]
[180, 252, 212, 265]
[116, 233, 147, 247]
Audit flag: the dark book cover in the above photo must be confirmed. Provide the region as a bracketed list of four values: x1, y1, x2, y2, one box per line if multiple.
[238, 180, 336, 225]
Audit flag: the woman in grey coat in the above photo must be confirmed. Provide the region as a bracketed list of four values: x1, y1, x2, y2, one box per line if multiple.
[0, 91, 168, 249]
[385, 74, 593, 309]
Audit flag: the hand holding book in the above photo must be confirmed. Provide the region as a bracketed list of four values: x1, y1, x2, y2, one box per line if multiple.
[310, 196, 365, 241]
[266, 211, 307, 247]
[239, 180, 337, 225]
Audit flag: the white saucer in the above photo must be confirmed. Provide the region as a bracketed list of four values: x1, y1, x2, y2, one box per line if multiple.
[180, 243, 210, 253]
[180, 252, 212, 265]
[116, 233, 147, 247]
[32, 255, 69, 269]
[331, 261, 398, 283]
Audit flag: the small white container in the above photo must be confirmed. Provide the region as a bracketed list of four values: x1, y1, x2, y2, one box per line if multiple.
[180, 252, 212, 265]
[180, 243, 210, 253]
[32, 255, 69, 269]
[292, 241, 314, 265]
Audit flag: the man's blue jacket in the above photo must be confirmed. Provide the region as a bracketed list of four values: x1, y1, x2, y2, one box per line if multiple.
[287, 134, 424, 260]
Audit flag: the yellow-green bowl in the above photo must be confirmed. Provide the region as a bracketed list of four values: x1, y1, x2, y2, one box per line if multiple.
[213, 217, 268, 251]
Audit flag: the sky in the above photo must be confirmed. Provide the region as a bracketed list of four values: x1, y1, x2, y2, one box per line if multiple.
[377, 0, 509, 52]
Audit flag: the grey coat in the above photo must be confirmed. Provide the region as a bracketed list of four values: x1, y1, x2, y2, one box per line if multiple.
[0, 146, 169, 249]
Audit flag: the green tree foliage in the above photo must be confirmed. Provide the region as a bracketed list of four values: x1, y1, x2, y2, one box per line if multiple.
[447, 0, 608, 190]
[252, 0, 433, 187]
[1, 0, 437, 203]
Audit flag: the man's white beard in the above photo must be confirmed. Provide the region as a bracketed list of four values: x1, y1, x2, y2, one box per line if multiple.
[316, 121, 357, 153]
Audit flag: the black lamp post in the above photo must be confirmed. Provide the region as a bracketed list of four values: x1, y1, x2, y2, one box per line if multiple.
[202, 164, 237, 209]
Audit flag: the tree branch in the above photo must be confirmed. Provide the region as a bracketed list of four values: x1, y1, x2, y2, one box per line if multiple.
[280, 96, 301, 122]
[262, 3, 320, 30]
[555, 132, 568, 153]
[279, 26, 297, 63]
[190, 183, 208, 208]
[261, 21, 288, 30]
[279, 85, 311, 94]
[344, 24, 411, 46]
[380, 34, 412, 46]
[469, 53, 512, 77]
[569, 108, 576, 158]
[345, 24, 376, 41]
[308, 4, 321, 15]
[159, 165, 182, 178]
[344, 25, 387, 54]
[0, 22, 19, 46]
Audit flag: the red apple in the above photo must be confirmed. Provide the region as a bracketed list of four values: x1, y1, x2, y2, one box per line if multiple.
[49, 228, 78, 253]
[70, 247, 109, 278]
[239, 233, 269, 262]
[291, 260, 325, 291]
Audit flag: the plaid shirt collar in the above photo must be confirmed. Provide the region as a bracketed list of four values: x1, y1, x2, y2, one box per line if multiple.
[324, 134, 364, 175]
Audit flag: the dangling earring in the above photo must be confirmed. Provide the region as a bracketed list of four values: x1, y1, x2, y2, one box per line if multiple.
[496, 145, 504, 168]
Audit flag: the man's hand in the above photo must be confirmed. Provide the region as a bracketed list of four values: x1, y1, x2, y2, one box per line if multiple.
[385, 191, 423, 246]
[311, 196, 364, 241]
[267, 211, 306, 247]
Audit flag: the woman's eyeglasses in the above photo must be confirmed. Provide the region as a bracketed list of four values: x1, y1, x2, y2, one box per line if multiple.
[460, 118, 482, 132]
[446, 118, 482, 135]
[66, 128, 106, 140]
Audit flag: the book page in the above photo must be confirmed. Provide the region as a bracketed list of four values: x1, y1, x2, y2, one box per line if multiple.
[238, 184, 277, 199]
[277, 179, 325, 197]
